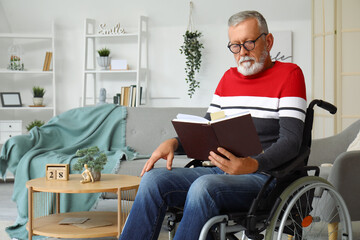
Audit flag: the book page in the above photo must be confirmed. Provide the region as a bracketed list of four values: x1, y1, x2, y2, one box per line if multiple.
[174, 113, 209, 123]
[173, 111, 250, 124]
[211, 111, 250, 123]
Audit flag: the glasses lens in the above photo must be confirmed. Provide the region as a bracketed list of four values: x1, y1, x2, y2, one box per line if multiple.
[229, 44, 240, 54]
[243, 41, 255, 51]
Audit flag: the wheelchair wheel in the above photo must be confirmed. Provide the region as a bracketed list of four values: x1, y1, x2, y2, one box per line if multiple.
[265, 176, 352, 240]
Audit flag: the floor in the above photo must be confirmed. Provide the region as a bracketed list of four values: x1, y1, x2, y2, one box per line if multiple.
[0, 180, 170, 240]
[0, 180, 17, 221]
[3, 180, 359, 240]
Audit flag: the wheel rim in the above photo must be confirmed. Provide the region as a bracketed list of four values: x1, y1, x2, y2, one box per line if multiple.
[265, 176, 352, 240]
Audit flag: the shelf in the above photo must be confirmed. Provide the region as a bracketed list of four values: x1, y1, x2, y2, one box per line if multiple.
[0, 33, 53, 39]
[0, 69, 53, 74]
[0, 21, 56, 119]
[84, 69, 137, 74]
[0, 107, 54, 110]
[27, 211, 119, 238]
[82, 16, 148, 107]
[85, 33, 138, 38]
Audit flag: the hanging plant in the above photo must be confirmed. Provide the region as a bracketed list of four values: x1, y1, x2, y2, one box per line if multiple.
[180, 1, 204, 98]
[180, 30, 204, 98]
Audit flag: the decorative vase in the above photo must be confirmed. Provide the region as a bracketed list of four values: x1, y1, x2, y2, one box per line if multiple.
[97, 56, 111, 70]
[8, 43, 24, 71]
[33, 97, 43, 106]
[91, 171, 101, 181]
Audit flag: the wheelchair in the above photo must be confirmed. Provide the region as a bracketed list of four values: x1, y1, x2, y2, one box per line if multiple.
[167, 99, 353, 240]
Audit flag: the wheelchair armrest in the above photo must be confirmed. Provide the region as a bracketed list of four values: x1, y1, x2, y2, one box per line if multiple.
[267, 146, 310, 179]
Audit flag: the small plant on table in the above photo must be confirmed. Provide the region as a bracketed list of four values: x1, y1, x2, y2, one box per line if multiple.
[73, 146, 108, 181]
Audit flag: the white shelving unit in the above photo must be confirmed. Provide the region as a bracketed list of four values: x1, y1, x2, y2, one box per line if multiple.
[0, 23, 56, 142]
[82, 16, 148, 107]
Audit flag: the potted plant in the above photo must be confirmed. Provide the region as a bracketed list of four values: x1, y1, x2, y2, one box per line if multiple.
[180, 30, 204, 98]
[26, 120, 45, 132]
[72, 146, 108, 181]
[97, 47, 111, 70]
[32, 86, 45, 106]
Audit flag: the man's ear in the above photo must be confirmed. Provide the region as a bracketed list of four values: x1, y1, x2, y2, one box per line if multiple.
[265, 33, 274, 52]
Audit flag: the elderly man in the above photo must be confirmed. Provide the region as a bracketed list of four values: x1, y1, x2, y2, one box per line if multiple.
[119, 10, 306, 240]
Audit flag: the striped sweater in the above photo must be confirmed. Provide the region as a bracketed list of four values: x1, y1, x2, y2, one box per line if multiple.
[205, 61, 307, 172]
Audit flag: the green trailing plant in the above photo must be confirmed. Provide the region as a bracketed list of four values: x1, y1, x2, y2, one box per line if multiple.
[180, 30, 204, 98]
[26, 120, 45, 132]
[97, 47, 110, 57]
[72, 146, 108, 172]
[32, 86, 45, 98]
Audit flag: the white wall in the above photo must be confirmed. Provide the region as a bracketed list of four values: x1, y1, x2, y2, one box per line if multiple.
[0, 0, 312, 114]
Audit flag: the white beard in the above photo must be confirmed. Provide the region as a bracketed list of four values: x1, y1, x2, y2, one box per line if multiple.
[237, 50, 268, 76]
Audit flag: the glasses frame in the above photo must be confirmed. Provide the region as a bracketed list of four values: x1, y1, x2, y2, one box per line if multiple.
[227, 33, 267, 54]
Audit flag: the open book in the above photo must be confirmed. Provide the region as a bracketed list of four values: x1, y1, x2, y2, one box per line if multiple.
[172, 112, 262, 161]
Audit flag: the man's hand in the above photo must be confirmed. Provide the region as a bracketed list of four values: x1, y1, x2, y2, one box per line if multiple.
[140, 138, 179, 177]
[209, 147, 259, 175]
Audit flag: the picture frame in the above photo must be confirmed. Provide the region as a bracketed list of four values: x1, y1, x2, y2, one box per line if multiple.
[110, 59, 128, 70]
[0, 92, 22, 107]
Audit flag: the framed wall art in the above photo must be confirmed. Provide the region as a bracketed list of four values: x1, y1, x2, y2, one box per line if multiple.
[0, 92, 22, 107]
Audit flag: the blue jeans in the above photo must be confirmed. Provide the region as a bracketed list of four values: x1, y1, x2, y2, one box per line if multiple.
[119, 167, 273, 240]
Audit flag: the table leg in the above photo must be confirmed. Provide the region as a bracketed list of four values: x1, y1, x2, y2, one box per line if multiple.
[56, 193, 60, 214]
[28, 186, 33, 240]
[328, 222, 338, 240]
[117, 187, 122, 238]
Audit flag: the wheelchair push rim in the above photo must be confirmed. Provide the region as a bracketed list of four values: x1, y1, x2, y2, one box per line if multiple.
[265, 176, 352, 240]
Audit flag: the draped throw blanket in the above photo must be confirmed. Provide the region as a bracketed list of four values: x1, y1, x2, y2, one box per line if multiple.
[0, 104, 136, 240]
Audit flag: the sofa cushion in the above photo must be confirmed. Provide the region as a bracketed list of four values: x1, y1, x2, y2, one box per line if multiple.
[115, 155, 192, 176]
[347, 130, 360, 151]
[126, 107, 207, 155]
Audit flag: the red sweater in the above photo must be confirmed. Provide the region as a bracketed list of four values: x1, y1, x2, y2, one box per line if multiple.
[207, 61, 307, 171]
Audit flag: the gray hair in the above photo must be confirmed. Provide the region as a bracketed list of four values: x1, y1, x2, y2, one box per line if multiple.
[228, 10, 269, 34]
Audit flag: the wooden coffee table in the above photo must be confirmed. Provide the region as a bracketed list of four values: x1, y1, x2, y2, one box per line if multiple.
[26, 174, 141, 240]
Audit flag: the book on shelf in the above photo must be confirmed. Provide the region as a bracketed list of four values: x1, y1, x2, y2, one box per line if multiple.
[42, 52, 53, 71]
[172, 112, 263, 161]
[59, 217, 89, 225]
[120, 86, 129, 106]
[120, 85, 142, 107]
[72, 218, 113, 229]
[47, 52, 53, 71]
[43, 52, 49, 71]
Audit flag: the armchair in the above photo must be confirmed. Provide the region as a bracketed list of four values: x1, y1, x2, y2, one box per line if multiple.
[308, 119, 360, 221]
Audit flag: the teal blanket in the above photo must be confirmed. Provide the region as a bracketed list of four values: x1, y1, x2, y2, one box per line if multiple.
[0, 104, 136, 240]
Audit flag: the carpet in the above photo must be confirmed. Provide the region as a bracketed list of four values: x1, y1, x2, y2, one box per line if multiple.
[0, 220, 14, 240]
[3, 218, 360, 239]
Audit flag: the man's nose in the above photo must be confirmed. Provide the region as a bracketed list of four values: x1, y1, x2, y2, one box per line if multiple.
[238, 46, 250, 56]
[235, 47, 249, 62]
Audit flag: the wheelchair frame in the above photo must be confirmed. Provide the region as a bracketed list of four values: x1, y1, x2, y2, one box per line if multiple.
[167, 100, 353, 240]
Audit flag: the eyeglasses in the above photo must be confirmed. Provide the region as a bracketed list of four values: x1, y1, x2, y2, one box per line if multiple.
[227, 33, 267, 54]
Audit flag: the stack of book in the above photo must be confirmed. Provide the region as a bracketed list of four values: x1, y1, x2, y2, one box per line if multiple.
[119, 85, 142, 107]
[43, 52, 53, 71]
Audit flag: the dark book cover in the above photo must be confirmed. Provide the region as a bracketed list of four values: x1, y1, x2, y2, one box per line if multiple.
[172, 113, 262, 161]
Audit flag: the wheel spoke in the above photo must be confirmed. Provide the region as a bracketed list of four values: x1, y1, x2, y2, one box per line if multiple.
[265, 177, 352, 240]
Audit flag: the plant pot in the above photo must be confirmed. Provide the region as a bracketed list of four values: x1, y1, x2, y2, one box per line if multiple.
[33, 97, 44, 106]
[91, 171, 101, 181]
[97, 56, 111, 70]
